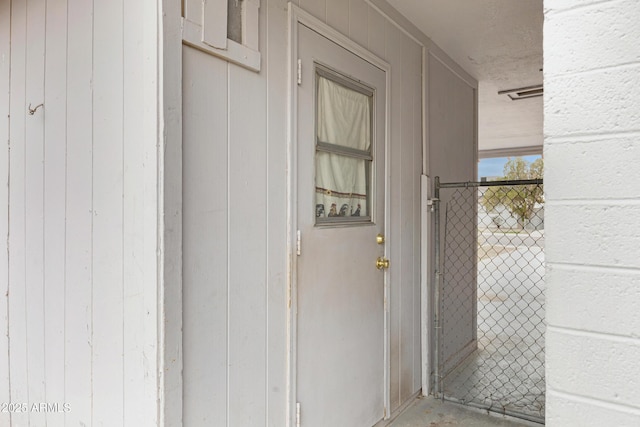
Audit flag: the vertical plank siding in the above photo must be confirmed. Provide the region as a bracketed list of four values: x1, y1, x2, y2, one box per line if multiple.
[65, 0, 94, 424]
[24, 3, 47, 426]
[160, 2, 184, 424]
[264, 1, 290, 424]
[300, 0, 326, 22]
[385, 19, 404, 411]
[181, 43, 270, 427]
[124, 0, 159, 423]
[181, 0, 446, 424]
[43, 0, 68, 425]
[349, 0, 369, 48]
[227, 63, 268, 427]
[123, 0, 145, 421]
[399, 33, 418, 405]
[326, 0, 349, 36]
[428, 54, 477, 377]
[1, 0, 475, 425]
[3, 1, 161, 426]
[142, 1, 161, 422]
[411, 49, 423, 393]
[92, 0, 125, 424]
[367, 8, 386, 61]
[0, 2, 11, 422]
[8, 2, 29, 425]
[182, 46, 229, 427]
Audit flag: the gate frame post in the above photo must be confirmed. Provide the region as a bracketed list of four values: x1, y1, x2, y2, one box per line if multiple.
[433, 176, 442, 397]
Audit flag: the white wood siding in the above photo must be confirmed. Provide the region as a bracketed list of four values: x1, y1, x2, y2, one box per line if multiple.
[428, 53, 478, 376]
[43, 2, 67, 425]
[180, 0, 468, 424]
[0, 0, 476, 426]
[1, 1, 161, 426]
[181, 43, 271, 427]
[182, 0, 282, 424]
[182, 47, 230, 426]
[160, 0, 184, 424]
[65, 0, 94, 423]
[0, 0, 11, 416]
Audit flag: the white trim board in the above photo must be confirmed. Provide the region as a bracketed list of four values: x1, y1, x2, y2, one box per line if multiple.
[181, 18, 261, 72]
[420, 175, 431, 395]
[160, 0, 184, 425]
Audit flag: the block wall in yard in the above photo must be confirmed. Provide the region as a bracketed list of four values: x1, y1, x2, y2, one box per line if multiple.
[544, 0, 640, 425]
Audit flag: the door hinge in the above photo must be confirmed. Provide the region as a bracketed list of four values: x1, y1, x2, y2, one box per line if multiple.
[296, 402, 301, 427]
[297, 59, 302, 85]
[296, 230, 301, 256]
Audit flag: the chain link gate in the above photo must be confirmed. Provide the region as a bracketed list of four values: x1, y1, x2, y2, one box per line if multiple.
[433, 177, 545, 423]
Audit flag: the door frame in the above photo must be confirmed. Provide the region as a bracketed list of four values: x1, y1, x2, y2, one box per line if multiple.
[286, 4, 392, 425]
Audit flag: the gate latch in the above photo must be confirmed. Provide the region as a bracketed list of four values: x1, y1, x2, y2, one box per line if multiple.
[426, 198, 439, 212]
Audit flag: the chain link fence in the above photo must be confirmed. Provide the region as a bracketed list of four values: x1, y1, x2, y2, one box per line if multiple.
[433, 178, 545, 423]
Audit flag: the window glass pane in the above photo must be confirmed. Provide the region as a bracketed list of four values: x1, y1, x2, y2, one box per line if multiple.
[315, 70, 373, 223]
[315, 152, 369, 219]
[227, 0, 242, 43]
[317, 76, 371, 151]
[315, 72, 373, 224]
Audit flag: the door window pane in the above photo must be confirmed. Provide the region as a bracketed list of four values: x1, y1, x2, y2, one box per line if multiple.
[315, 71, 373, 224]
[317, 76, 371, 150]
[315, 152, 369, 218]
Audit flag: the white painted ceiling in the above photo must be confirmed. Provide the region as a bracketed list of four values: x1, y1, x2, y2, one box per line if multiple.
[386, 0, 543, 153]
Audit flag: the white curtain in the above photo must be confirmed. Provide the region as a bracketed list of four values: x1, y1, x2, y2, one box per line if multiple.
[315, 76, 371, 219]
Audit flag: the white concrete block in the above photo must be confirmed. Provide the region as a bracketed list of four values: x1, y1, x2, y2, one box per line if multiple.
[546, 264, 640, 337]
[545, 0, 611, 14]
[546, 204, 640, 268]
[544, 0, 640, 75]
[547, 391, 640, 427]
[545, 0, 640, 423]
[547, 329, 640, 408]
[544, 137, 640, 200]
[545, 65, 640, 137]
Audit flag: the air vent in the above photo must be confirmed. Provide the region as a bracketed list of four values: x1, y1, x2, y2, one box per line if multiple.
[498, 84, 543, 101]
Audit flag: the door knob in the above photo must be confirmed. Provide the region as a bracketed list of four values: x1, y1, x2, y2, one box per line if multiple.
[376, 257, 390, 270]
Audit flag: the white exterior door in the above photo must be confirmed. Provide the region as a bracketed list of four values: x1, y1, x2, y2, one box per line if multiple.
[296, 24, 388, 427]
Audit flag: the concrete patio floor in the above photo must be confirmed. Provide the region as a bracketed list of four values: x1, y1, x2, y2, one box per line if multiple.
[387, 396, 543, 427]
[441, 246, 546, 420]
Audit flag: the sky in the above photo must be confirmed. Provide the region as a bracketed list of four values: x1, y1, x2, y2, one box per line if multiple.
[478, 155, 541, 179]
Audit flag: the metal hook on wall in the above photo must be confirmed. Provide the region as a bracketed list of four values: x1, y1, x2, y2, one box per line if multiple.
[28, 103, 44, 115]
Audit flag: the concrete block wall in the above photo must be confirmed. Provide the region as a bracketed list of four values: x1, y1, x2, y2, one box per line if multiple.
[544, 0, 640, 425]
